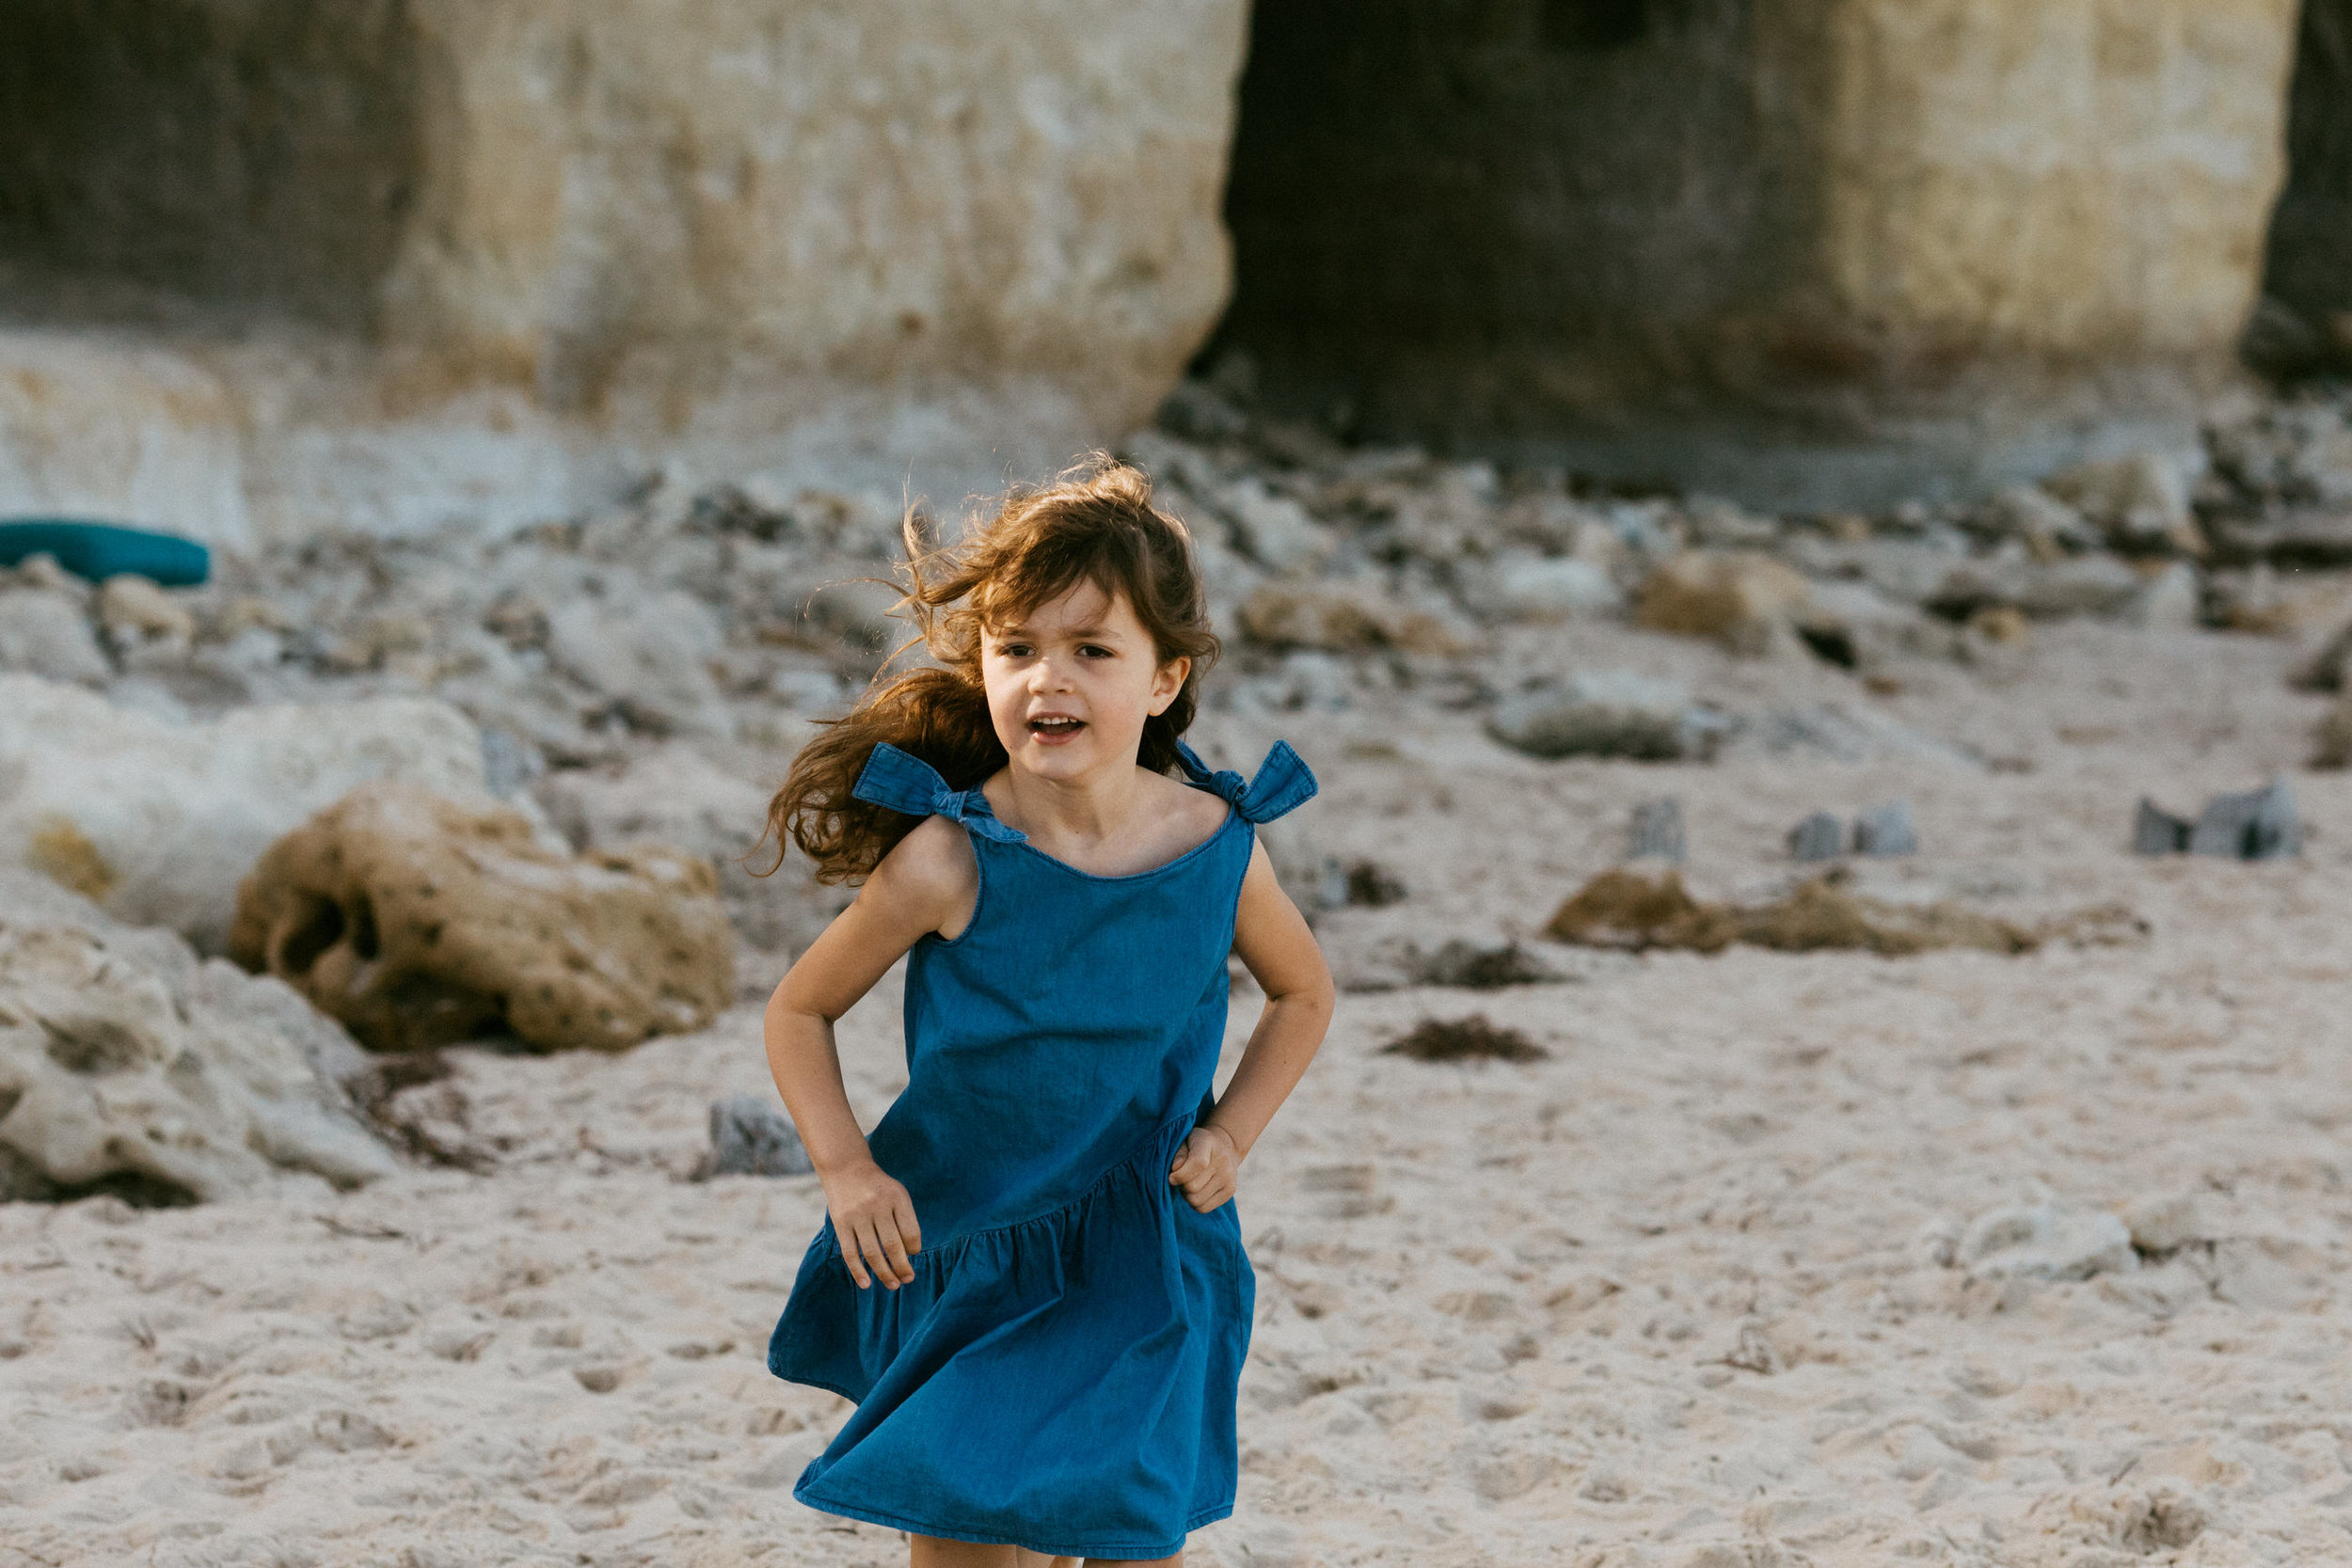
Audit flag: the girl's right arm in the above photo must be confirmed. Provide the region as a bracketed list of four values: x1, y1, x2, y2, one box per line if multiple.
[763, 816, 977, 1291]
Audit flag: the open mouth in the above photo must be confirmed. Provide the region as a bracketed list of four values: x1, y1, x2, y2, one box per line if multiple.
[1028, 715, 1086, 740]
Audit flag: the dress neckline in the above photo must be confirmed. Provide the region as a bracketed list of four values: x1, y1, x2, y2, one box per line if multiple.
[965, 779, 1242, 883]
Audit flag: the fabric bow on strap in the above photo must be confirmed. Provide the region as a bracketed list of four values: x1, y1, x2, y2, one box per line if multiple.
[850, 743, 1030, 843]
[1176, 740, 1318, 825]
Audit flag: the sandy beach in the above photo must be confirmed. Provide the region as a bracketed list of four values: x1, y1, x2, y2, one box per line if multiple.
[5, 616, 2348, 1568]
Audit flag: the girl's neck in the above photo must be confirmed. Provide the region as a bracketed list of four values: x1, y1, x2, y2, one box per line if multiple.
[988, 755, 1149, 847]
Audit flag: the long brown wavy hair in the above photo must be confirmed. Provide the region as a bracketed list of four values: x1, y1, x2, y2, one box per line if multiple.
[756, 455, 1221, 885]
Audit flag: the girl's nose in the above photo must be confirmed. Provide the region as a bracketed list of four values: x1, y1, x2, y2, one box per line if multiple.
[1029, 654, 1076, 692]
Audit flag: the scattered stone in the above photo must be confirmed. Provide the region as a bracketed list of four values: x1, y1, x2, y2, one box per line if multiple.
[1788, 813, 1844, 863]
[0, 589, 108, 683]
[1543, 869, 2040, 958]
[2127, 561, 2202, 630]
[1966, 604, 2032, 646]
[1411, 939, 1566, 990]
[1980, 484, 2100, 557]
[0, 675, 507, 952]
[1718, 702, 1980, 768]
[1482, 551, 1625, 622]
[96, 575, 197, 647]
[1634, 550, 1811, 654]
[545, 589, 733, 738]
[2288, 616, 2352, 691]
[1343, 861, 1407, 907]
[1791, 581, 1957, 669]
[0, 869, 399, 1203]
[1380, 1016, 1547, 1064]
[1221, 477, 1336, 575]
[1851, 799, 1918, 858]
[2186, 776, 2300, 861]
[701, 1095, 814, 1178]
[2122, 1193, 2218, 1256]
[229, 782, 735, 1054]
[2044, 451, 2204, 556]
[1951, 1201, 2137, 1282]
[2133, 799, 2195, 855]
[1486, 672, 1716, 761]
[1239, 578, 1463, 654]
[1627, 798, 1685, 863]
[2316, 695, 2352, 769]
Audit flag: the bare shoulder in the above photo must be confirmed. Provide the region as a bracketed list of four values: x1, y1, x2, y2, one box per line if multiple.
[864, 816, 978, 934]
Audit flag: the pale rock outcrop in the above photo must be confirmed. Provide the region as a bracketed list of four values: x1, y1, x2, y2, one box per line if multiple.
[229, 783, 734, 1054]
[0, 869, 398, 1203]
[544, 589, 732, 740]
[0, 588, 108, 684]
[535, 747, 833, 952]
[0, 675, 501, 952]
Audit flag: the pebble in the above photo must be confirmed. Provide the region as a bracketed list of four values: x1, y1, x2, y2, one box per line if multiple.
[706, 1095, 814, 1178]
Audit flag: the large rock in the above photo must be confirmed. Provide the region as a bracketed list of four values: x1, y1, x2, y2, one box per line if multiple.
[229, 783, 734, 1054]
[1635, 552, 1811, 654]
[0, 588, 108, 684]
[0, 676, 501, 952]
[535, 746, 834, 952]
[1486, 673, 1714, 762]
[545, 590, 733, 740]
[0, 3, 1249, 544]
[0, 870, 398, 1203]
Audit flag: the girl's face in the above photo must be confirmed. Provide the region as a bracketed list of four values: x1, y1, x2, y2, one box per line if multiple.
[979, 580, 1188, 783]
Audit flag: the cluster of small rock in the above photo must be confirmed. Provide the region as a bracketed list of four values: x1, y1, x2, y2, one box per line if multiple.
[6, 375, 2352, 1205]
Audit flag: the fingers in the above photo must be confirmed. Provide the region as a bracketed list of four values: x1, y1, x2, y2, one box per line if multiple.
[840, 1226, 872, 1290]
[853, 1220, 893, 1290]
[876, 1212, 916, 1287]
[895, 1197, 923, 1259]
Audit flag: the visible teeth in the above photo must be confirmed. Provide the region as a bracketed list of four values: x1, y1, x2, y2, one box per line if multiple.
[1033, 718, 1081, 731]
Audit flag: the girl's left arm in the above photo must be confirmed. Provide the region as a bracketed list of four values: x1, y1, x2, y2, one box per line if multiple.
[1169, 839, 1337, 1213]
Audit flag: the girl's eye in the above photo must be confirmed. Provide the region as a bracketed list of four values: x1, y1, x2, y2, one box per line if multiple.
[998, 642, 1031, 657]
[1079, 644, 1111, 658]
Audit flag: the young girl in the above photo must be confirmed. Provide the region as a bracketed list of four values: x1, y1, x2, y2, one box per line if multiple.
[757, 458, 1336, 1566]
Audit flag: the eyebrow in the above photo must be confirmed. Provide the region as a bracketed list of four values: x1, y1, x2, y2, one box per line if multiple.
[992, 621, 1126, 641]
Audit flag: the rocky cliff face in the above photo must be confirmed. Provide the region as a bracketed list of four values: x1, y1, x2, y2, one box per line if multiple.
[0, 0, 1250, 545]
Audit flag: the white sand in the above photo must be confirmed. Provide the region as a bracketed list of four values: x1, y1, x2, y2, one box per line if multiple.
[4, 621, 2350, 1567]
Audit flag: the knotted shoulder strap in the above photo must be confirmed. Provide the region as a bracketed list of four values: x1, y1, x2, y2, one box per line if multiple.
[850, 743, 1028, 844]
[1175, 739, 1318, 824]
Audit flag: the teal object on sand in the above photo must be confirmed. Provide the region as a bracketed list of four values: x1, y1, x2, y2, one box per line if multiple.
[0, 519, 211, 586]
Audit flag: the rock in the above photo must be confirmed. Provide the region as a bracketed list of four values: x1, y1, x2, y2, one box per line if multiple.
[1408, 939, 1568, 990]
[1981, 484, 2100, 557]
[1791, 581, 1957, 669]
[703, 1095, 813, 1178]
[1486, 673, 1717, 762]
[2317, 695, 2352, 769]
[0, 869, 398, 1203]
[2010, 554, 2150, 619]
[1238, 579, 1464, 654]
[2132, 799, 2195, 855]
[545, 589, 733, 739]
[228, 783, 735, 1054]
[0, 588, 108, 683]
[2122, 1193, 2217, 1255]
[1222, 477, 1336, 575]
[1852, 800, 1918, 858]
[1543, 869, 2039, 958]
[1482, 552, 1625, 623]
[2044, 452, 2205, 556]
[1966, 604, 2033, 646]
[535, 747, 828, 953]
[1634, 551, 1810, 654]
[0, 675, 502, 952]
[1953, 1201, 2137, 1282]
[2187, 776, 2300, 861]
[2290, 616, 2352, 691]
[96, 575, 197, 647]
[1720, 703, 1980, 768]
[2127, 562, 2202, 630]
[1627, 798, 1685, 863]
[1788, 813, 1844, 863]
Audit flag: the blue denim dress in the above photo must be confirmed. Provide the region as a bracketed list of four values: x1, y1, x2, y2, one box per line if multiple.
[766, 737, 1316, 1560]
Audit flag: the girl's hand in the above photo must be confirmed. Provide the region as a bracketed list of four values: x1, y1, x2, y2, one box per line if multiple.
[822, 1160, 922, 1290]
[1169, 1125, 1242, 1213]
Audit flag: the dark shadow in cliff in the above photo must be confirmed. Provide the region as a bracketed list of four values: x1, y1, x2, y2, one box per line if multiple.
[0, 0, 421, 334]
[2251, 0, 2352, 380]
